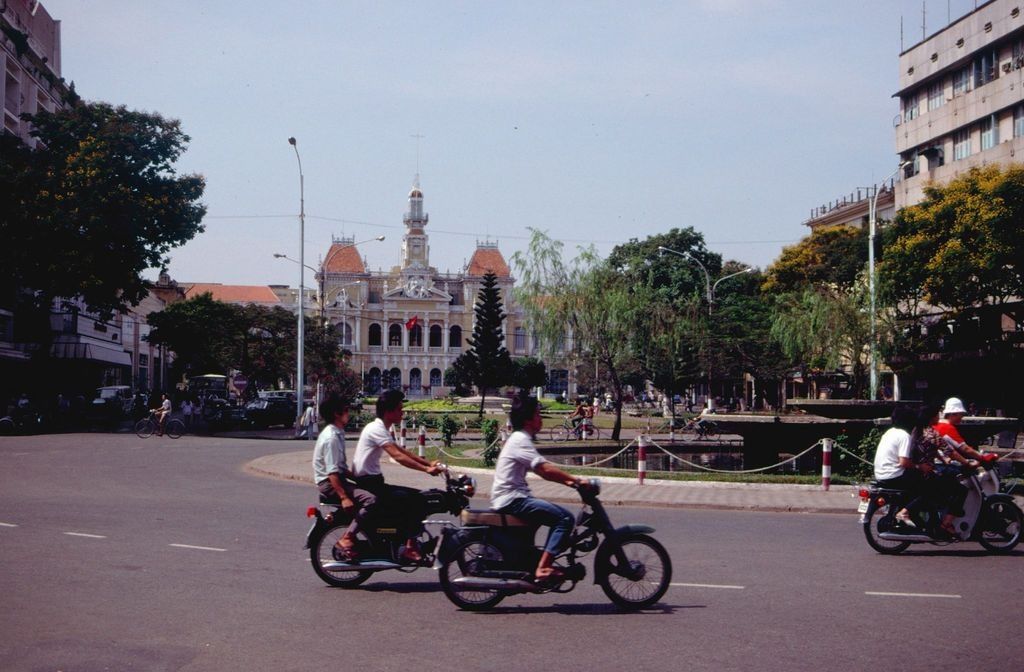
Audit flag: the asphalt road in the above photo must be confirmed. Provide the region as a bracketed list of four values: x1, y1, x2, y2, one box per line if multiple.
[1, 433, 1022, 672]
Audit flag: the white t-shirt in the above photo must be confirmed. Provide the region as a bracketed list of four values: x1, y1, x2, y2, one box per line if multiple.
[312, 424, 347, 483]
[873, 426, 912, 480]
[352, 418, 394, 477]
[490, 430, 547, 510]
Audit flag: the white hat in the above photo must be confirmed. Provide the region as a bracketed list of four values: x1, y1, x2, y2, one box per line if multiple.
[942, 397, 968, 416]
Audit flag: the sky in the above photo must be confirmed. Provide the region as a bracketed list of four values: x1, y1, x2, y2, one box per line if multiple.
[41, 0, 985, 287]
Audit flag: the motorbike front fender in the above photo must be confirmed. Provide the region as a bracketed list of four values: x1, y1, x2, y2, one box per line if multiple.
[592, 525, 656, 584]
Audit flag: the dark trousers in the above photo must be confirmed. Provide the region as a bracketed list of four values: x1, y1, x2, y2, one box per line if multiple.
[355, 475, 426, 538]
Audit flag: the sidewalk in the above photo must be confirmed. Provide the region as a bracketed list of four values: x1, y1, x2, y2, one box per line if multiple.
[246, 450, 859, 514]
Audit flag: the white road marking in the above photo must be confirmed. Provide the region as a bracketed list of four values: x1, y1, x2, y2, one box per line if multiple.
[64, 532, 107, 539]
[0, 522, 18, 527]
[671, 582, 745, 590]
[865, 591, 962, 599]
[170, 543, 227, 552]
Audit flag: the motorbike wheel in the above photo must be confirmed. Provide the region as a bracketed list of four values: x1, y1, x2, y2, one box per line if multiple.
[978, 499, 1023, 553]
[166, 419, 185, 439]
[597, 533, 672, 610]
[309, 522, 373, 588]
[135, 419, 154, 439]
[0, 417, 13, 435]
[863, 503, 911, 554]
[439, 540, 506, 611]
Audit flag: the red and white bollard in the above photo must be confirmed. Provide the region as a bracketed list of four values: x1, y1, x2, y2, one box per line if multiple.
[400, 421, 407, 449]
[638, 434, 649, 485]
[389, 423, 397, 442]
[417, 425, 426, 458]
[821, 437, 833, 491]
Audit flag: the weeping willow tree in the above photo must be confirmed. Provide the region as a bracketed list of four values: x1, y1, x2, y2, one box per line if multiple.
[511, 229, 640, 441]
[769, 279, 881, 399]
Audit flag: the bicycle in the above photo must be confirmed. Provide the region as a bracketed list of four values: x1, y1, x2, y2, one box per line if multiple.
[136, 411, 185, 439]
[548, 417, 601, 442]
[678, 416, 717, 440]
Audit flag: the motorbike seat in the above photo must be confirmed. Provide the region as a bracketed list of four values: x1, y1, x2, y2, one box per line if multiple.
[461, 509, 532, 528]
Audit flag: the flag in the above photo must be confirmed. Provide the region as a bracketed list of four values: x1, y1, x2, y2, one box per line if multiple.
[405, 315, 419, 330]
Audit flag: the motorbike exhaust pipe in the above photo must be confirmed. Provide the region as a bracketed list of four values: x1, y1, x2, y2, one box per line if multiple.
[451, 576, 538, 592]
[323, 560, 403, 571]
[878, 532, 934, 542]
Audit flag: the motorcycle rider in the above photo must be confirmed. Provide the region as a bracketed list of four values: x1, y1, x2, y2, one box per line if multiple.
[873, 406, 929, 520]
[312, 394, 375, 561]
[491, 392, 588, 582]
[352, 390, 443, 564]
[933, 397, 988, 463]
[905, 403, 970, 536]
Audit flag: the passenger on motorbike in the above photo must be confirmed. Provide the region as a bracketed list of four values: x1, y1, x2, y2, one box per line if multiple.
[312, 394, 376, 561]
[352, 390, 444, 564]
[491, 392, 588, 582]
[905, 403, 970, 536]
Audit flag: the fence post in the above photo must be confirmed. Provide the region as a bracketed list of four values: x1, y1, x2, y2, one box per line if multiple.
[638, 433, 649, 485]
[821, 438, 833, 491]
[417, 425, 426, 458]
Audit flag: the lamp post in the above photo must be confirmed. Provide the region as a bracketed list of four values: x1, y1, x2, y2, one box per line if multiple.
[867, 162, 910, 401]
[657, 246, 753, 410]
[656, 247, 753, 314]
[287, 137, 305, 433]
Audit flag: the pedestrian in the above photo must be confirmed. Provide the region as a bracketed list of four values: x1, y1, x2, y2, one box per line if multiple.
[299, 402, 317, 439]
[181, 398, 194, 428]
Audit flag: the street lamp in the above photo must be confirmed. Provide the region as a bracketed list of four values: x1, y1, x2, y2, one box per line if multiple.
[657, 246, 753, 314]
[867, 161, 911, 401]
[658, 246, 753, 411]
[287, 137, 305, 433]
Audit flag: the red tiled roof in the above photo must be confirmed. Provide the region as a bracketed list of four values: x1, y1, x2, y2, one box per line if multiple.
[466, 247, 509, 277]
[323, 243, 368, 273]
[183, 284, 281, 305]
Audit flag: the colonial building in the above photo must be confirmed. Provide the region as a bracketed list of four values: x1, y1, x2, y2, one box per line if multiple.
[314, 180, 561, 398]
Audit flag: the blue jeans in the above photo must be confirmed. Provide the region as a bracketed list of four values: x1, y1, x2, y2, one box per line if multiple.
[500, 496, 574, 555]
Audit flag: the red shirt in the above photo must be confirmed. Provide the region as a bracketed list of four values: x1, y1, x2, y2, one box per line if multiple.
[932, 421, 965, 447]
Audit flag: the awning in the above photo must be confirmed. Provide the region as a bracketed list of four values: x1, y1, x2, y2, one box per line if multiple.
[51, 342, 132, 367]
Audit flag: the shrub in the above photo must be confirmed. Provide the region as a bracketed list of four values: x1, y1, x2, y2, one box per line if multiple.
[438, 413, 460, 448]
[835, 428, 880, 482]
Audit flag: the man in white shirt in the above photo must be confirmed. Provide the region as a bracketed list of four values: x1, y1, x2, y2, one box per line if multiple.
[491, 393, 587, 582]
[352, 390, 442, 563]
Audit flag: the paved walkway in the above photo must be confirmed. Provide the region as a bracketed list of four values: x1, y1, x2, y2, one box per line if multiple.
[246, 449, 860, 514]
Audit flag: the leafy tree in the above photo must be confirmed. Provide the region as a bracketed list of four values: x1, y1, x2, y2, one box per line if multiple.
[762, 225, 866, 293]
[509, 356, 547, 391]
[881, 165, 1024, 313]
[0, 102, 206, 317]
[461, 271, 513, 415]
[513, 230, 641, 440]
[146, 293, 244, 383]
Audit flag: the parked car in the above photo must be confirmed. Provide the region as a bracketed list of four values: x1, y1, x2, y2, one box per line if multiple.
[245, 397, 297, 429]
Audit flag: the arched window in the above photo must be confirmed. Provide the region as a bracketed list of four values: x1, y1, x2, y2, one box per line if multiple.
[368, 323, 382, 347]
[389, 324, 403, 347]
[409, 368, 422, 391]
[429, 324, 443, 348]
[429, 368, 442, 387]
[366, 368, 382, 395]
[337, 321, 353, 347]
[409, 324, 423, 347]
[513, 326, 527, 353]
[449, 325, 462, 348]
[388, 367, 402, 390]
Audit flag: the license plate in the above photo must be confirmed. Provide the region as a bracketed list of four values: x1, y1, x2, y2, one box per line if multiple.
[857, 500, 868, 514]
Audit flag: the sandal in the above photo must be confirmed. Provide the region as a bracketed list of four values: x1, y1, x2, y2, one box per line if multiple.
[398, 545, 423, 564]
[895, 511, 916, 527]
[534, 567, 566, 582]
[333, 538, 359, 562]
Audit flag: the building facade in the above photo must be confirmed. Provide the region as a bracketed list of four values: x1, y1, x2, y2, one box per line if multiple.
[314, 180, 566, 398]
[895, 0, 1024, 206]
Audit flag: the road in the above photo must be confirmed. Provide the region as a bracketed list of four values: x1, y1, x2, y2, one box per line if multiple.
[1, 433, 1021, 671]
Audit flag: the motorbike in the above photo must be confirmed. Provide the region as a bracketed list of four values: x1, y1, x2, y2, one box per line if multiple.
[305, 467, 476, 587]
[437, 479, 672, 611]
[858, 457, 1023, 554]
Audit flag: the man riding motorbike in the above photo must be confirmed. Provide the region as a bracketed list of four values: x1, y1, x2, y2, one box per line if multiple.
[351, 390, 443, 564]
